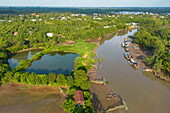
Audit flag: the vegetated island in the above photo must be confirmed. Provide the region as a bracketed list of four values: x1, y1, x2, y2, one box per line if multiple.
[0, 8, 170, 113]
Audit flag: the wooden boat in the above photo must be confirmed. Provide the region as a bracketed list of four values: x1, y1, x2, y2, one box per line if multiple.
[124, 42, 130, 46]
[128, 59, 139, 68]
[124, 52, 132, 60]
[124, 37, 131, 42]
[121, 43, 125, 47]
[124, 46, 129, 51]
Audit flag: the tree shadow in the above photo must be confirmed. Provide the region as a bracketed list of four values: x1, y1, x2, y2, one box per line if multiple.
[91, 92, 104, 113]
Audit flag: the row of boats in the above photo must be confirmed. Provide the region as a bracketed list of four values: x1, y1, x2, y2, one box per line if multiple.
[122, 37, 139, 69]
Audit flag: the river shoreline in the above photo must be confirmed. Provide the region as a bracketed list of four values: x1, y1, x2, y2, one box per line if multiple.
[88, 31, 129, 112]
[88, 66, 128, 113]
[129, 42, 170, 82]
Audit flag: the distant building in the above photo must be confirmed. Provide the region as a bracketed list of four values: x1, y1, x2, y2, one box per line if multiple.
[13, 32, 18, 36]
[31, 13, 36, 16]
[71, 14, 79, 16]
[31, 19, 36, 22]
[103, 26, 110, 28]
[36, 15, 40, 17]
[93, 13, 99, 17]
[81, 14, 87, 17]
[46, 33, 53, 37]
[74, 90, 84, 105]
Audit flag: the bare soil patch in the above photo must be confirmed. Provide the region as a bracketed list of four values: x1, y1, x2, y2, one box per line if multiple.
[0, 82, 67, 113]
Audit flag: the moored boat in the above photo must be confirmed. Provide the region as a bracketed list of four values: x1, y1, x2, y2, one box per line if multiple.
[124, 52, 132, 60]
[128, 59, 139, 68]
[121, 43, 125, 47]
[124, 46, 129, 51]
[124, 37, 131, 42]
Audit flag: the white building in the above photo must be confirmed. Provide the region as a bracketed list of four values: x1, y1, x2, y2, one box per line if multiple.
[31, 19, 36, 22]
[46, 33, 53, 37]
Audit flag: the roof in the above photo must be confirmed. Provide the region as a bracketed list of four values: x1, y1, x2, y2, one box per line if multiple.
[74, 90, 84, 105]
[46, 33, 53, 37]
[14, 32, 18, 35]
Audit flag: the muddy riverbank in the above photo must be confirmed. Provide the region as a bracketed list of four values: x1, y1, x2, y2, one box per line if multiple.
[88, 66, 128, 113]
[129, 42, 170, 82]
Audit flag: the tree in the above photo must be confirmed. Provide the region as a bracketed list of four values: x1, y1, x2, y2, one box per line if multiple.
[63, 99, 76, 113]
[48, 73, 56, 85]
[74, 70, 88, 87]
[41, 74, 48, 85]
[2, 71, 14, 83]
[13, 72, 21, 82]
[80, 81, 91, 90]
[56, 74, 66, 86]
[67, 76, 74, 87]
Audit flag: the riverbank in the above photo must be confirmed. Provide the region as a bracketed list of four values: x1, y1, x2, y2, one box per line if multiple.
[0, 82, 66, 113]
[87, 29, 130, 113]
[88, 66, 128, 113]
[129, 42, 170, 82]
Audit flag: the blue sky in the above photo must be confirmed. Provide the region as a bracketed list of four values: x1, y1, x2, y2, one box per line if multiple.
[0, 0, 170, 7]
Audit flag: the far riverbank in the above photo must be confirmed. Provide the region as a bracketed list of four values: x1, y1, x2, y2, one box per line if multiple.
[129, 42, 170, 82]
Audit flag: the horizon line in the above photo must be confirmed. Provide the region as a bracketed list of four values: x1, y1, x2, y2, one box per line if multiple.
[0, 6, 170, 8]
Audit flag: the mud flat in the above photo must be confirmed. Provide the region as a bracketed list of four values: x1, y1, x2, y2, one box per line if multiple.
[0, 82, 66, 113]
[88, 67, 128, 113]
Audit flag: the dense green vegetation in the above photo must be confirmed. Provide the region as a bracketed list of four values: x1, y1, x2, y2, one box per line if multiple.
[0, 9, 170, 112]
[0, 7, 170, 14]
[132, 16, 170, 76]
[0, 12, 127, 113]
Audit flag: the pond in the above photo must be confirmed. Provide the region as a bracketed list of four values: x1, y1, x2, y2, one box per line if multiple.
[8, 50, 78, 75]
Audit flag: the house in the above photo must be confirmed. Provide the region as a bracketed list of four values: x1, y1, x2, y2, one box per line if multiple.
[31, 19, 36, 22]
[103, 26, 110, 28]
[93, 13, 99, 17]
[46, 33, 53, 37]
[13, 32, 18, 36]
[74, 90, 84, 105]
[36, 15, 40, 17]
[31, 13, 36, 16]
[71, 14, 79, 16]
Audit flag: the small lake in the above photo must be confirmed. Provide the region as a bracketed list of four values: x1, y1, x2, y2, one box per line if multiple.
[8, 50, 78, 75]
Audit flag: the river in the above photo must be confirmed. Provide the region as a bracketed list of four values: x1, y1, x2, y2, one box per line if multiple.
[96, 29, 170, 113]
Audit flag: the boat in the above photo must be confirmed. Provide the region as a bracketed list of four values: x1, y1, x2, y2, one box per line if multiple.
[124, 37, 131, 42]
[128, 59, 139, 68]
[124, 46, 129, 51]
[124, 42, 130, 46]
[121, 43, 125, 47]
[124, 52, 132, 60]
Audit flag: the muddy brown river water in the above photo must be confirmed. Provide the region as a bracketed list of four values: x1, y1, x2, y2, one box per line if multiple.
[96, 29, 170, 113]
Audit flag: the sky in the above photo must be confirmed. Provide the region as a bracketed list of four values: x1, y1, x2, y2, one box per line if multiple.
[0, 0, 170, 7]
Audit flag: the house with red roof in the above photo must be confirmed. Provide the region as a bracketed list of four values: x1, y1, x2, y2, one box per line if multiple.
[74, 90, 84, 105]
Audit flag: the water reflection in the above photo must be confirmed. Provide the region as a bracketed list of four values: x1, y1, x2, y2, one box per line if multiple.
[8, 50, 78, 75]
[8, 50, 42, 69]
